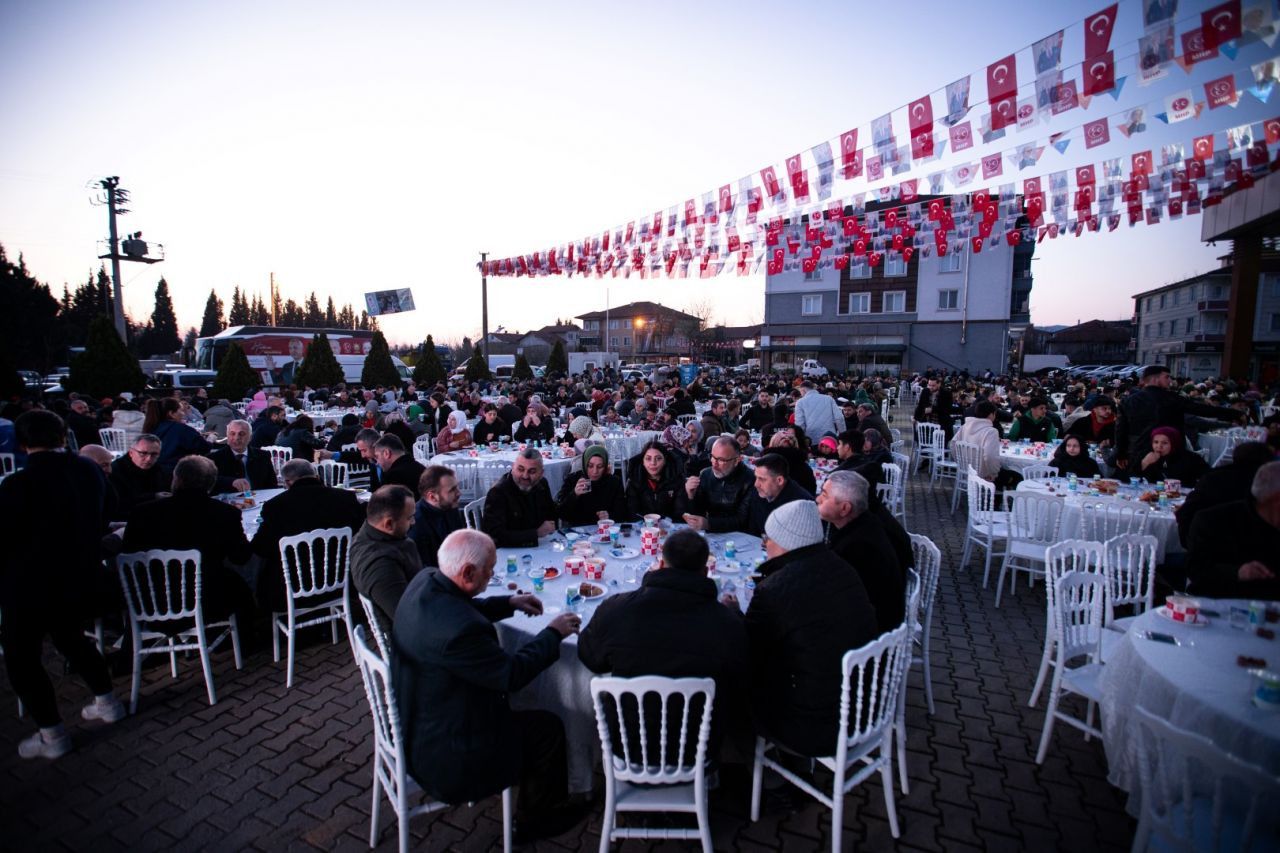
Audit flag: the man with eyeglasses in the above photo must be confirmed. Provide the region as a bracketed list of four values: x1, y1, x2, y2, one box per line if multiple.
[108, 434, 166, 519]
[678, 437, 754, 532]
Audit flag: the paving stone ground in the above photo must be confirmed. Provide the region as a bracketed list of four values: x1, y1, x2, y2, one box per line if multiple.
[0, 401, 1136, 851]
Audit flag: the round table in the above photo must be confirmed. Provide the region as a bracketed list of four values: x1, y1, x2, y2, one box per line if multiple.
[429, 448, 578, 497]
[999, 441, 1057, 474]
[1100, 600, 1280, 814]
[218, 486, 371, 537]
[1014, 478, 1184, 560]
[477, 526, 762, 793]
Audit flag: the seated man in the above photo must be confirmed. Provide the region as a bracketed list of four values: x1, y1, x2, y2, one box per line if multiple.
[372, 434, 426, 500]
[738, 499, 878, 757]
[1186, 461, 1280, 600]
[676, 436, 754, 532]
[555, 445, 629, 526]
[817, 471, 903, 631]
[833, 429, 865, 472]
[393, 529, 586, 842]
[1006, 396, 1057, 442]
[410, 465, 466, 568]
[472, 404, 509, 446]
[351, 485, 422, 624]
[251, 459, 367, 613]
[249, 406, 286, 449]
[121, 455, 254, 622]
[855, 402, 889, 443]
[109, 432, 166, 520]
[209, 419, 277, 494]
[578, 528, 748, 760]
[513, 403, 555, 443]
[734, 453, 812, 536]
[481, 448, 557, 547]
[1177, 442, 1273, 546]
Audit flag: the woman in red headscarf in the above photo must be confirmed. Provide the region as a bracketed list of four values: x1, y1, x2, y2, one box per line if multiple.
[1137, 426, 1209, 487]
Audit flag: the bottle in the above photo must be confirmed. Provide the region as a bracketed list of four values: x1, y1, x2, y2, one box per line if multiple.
[506, 555, 518, 577]
[1068, 473, 1078, 493]
[725, 539, 736, 560]
[743, 577, 756, 607]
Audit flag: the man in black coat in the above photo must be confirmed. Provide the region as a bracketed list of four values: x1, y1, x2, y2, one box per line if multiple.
[732, 453, 812, 536]
[738, 391, 775, 431]
[818, 470, 903, 632]
[914, 377, 955, 444]
[473, 405, 510, 446]
[408, 466, 466, 569]
[1114, 365, 1242, 471]
[121, 455, 254, 621]
[66, 398, 102, 451]
[1176, 441, 1273, 545]
[676, 437, 755, 532]
[481, 449, 557, 547]
[578, 529, 748, 759]
[855, 402, 890, 443]
[351, 485, 421, 623]
[109, 433, 166, 520]
[372, 434, 426, 500]
[1186, 461, 1280, 600]
[392, 529, 586, 841]
[210, 419, 278, 494]
[735, 499, 879, 757]
[250, 406, 286, 449]
[251, 459, 367, 613]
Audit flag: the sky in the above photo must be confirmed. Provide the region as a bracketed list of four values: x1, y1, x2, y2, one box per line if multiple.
[0, 0, 1267, 348]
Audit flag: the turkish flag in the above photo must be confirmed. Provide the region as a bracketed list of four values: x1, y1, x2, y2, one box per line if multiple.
[908, 95, 934, 159]
[760, 166, 782, 199]
[927, 199, 945, 221]
[1076, 164, 1096, 188]
[911, 132, 935, 160]
[987, 54, 1017, 104]
[1202, 0, 1242, 50]
[1132, 150, 1153, 176]
[843, 217, 859, 236]
[1266, 118, 1280, 145]
[1084, 4, 1118, 59]
[719, 185, 734, 217]
[1185, 158, 1207, 180]
[990, 95, 1018, 131]
[840, 129, 859, 178]
[1256, 141, 1278, 168]
[1082, 52, 1115, 97]
[1084, 118, 1110, 149]
[683, 199, 697, 228]
[1024, 176, 1042, 198]
[786, 153, 810, 201]
[834, 254, 850, 270]
[1193, 134, 1214, 162]
[1204, 74, 1238, 109]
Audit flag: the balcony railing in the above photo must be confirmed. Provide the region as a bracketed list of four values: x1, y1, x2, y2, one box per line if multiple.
[1197, 300, 1229, 312]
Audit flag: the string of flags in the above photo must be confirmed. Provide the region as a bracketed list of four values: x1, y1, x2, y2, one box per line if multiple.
[482, 0, 1279, 280]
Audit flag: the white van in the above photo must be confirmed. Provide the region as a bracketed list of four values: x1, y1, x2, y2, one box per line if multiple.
[800, 359, 829, 378]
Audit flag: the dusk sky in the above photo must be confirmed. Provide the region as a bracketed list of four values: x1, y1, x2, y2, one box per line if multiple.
[1, 0, 1265, 346]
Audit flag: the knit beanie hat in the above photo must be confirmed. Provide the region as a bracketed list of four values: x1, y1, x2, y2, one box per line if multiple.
[570, 415, 594, 439]
[581, 443, 610, 472]
[764, 500, 824, 552]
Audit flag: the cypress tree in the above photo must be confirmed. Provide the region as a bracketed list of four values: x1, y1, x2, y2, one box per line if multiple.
[66, 315, 147, 399]
[199, 289, 225, 336]
[547, 339, 569, 375]
[293, 332, 345, 389]
[228, 286, 250, 325]
[361, 331, 401, 388]
[146, 277, 181, 354]
[211, 341, 261, 400]
[512, 353, 533, 380]
[412, 334, 446, 385]
[463, 344, 491, 382]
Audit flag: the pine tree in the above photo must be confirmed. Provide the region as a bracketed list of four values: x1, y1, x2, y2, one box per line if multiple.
[66, 315, 147, 398]
[144, 277, 181, 355]
[294, 332, 344, 388]
[305, 292, 323, 328]
[200, 289, 225, 336]
[337, 304, 355, 329]
[0, 243, 61, 374]
[412, 334, 446, 385]
[324, 296, 337, 327]
[271, 289, 283, 326]
[361, 331, 401, 388]
[211, 341, 261, 400]
[547, 339, 568, 375]
[250, 294, 270, 325]
[464, 344, 491, 382]
[512, 353, 533, 380]
[95, 265, 113, 318]
[280, 298, 303, 327]
[228, 286, 250, 325]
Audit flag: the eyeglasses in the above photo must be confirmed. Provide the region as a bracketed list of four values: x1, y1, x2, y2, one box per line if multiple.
[131, 449, 159, 458]
[711, 455, 739, 463]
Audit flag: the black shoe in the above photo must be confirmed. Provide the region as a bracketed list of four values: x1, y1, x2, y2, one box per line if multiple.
[513, 802, 591, 844]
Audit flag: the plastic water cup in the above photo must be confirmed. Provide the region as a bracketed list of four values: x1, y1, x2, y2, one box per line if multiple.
[529, 568, 545, 593]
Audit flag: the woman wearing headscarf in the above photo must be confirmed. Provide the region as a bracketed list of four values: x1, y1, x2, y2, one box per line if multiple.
[561, 414, 603, 452]
[435, 409, 474, 453]
[556, 444, 630, 525]
[1050, 434, 1101, 478]
[275, 414, 329, 463]
[1137, 426, 1209, 487]
[245, 390, 269, 419]
[625, 440, 683, 519]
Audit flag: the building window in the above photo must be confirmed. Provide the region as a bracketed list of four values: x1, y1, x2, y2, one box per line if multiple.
[1184, 317, 1194, 334]
[1172, 290, 1180, 306]
[939, 251, 962, 273]
[801, 294, 823, 316]
[1159, 294, 1166, 309]
[609, 319, 620, 330]
[938, 289, 960, 311]
[884, 255, 906, 277]
[848, 260, 871, 279]
[1143, 323, 1152, 338]
[622, 336, 631, 346]
[883, 291, 906, 313]
[848, 293, 871, 314]
[610, 337, 618, 347]
[803, 268, 823, 282]
[1157, 321, 1166, 336]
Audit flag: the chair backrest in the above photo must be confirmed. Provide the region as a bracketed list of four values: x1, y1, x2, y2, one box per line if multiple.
[1079, 502, 1150, 542]
[277, 527, 353, 598]
[889, 428, 902, 445]
[914, 421, 941, 447]
[966, 468, 1000, 526]
[1104, 533, 1159, 621]
[1132, 705, 1280, 853]
[590, 675, 715, 785]
[676, 414, 697, 427]
[262, 445, 293, 478]
[315, 460, 349, 489]
[0, 452, 14, 477]
[908, 534, 942, 627]
[448, 458, 479, 499]
[1045, 539, 1106, 635]
[99, 427, 128, 454]
[951, 441, 982, 480]
[476, 460, 509, 493]
[1007, 492, 1065, 546]
[351, 625, 411, 808]
[880, 461, 902, 492]
[412, 434, 434, 463]
[891, 451, 910, 472]
[903, 568, 921, 635]
[358, 592, 392, 662]
[836, 623, 911, 760]
[340, 442, 357, 454]
[116, 549, 203, 623]
[1053, 572, 1106, 664]
[1020, 465, 1059, 481]
[463, 497, 485, 530]
[928, 429, 948, 458]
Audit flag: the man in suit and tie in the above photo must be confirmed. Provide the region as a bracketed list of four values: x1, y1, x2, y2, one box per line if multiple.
[210, 420, 278, 494]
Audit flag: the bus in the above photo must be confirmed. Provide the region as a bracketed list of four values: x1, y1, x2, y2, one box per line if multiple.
[194, 326, 411, 387]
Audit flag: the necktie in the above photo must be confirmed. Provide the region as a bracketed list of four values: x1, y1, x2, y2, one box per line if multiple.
[240, 454, 248, 478]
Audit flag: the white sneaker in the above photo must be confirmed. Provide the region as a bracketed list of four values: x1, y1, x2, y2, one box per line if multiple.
[81, 695, 127, 724]
[18, 729, 71, 760]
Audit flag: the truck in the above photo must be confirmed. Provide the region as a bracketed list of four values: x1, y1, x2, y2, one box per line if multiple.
[1021, 354, 1071, 374]
[567, 351, 619, 376]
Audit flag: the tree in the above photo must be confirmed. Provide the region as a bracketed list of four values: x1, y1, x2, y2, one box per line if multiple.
[361, 331, 401, 388]
[66, 315, 146, 399]
[199, 289, 225, 337]
[324, 296, 337, 327]
[305, 292, 323, 328]
[144, 277, 181, 355]
[228, 286, 250, 325]
[211, 341, 261, 400]
[337, 303, 355, 329]
[294, 332, 344, 388]
[250, 294, 271, 325]
[412, 334, 446, 385]
[547, 339, 568, 375]
[182, 327, 199, 366]
[0, 244, 61, 373]
[464, 344, 491, 382]
[512, 353, 533, 380]
[280, 298, 304, 327]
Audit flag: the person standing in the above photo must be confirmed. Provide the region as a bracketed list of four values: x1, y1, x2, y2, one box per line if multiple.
[1114, 365, 1242, 472]
[914, 377, 955, 444]
[793, 382, 845, 440]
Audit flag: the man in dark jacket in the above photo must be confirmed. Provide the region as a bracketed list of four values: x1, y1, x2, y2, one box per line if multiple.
[733, 453, 812, 536]
[737, 499, 879, 757]
[350, 485, 421, 623]
[251, 459, 366, 612]
[250, 406, 286, 449]
[109, 433, 166, 520]
[676, 437, 755, 532]
[818, 470, 903, 632]
[372, 434, 426, 500]
[914, 377, 955, 444]
[699, 399, 727, 443]
[1186, 461, 1280, 600]
[473, 405, 510, 446]
[855, 402, 889, 444]
[738, 391, 775, 431]
[1115, 365, 1242, 471]
[210, 419, 278, 494]
[481, 449, 558, 546]
[409, 466, 466, 568]
[1176, 442, 1273, 545]
[325, 413, 362, 452]
[393, 529, 585, 841]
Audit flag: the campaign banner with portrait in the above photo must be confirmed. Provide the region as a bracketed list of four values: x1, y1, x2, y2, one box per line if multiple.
[364, 288, 416, 316]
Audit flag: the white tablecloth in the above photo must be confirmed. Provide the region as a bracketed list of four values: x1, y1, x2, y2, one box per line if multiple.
[429, 449, 578, 497]
[222, 486, 371, 537]
[1100, 600, 1280, 815]
[478, 527, 762, 793]
[1014, 479, 1183, 560]
[999, 442, 1057, 474]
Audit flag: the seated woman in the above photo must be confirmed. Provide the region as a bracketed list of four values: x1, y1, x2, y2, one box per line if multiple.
[1050, 434, 1101, 479]
[556, 444, 629, 525]
[560, 415, 604, 452]
[625, 441, 683, 519]
[514, 402, 556, 443]
[735, 429, 762, 458]
[275, 414, 330, 463]
[144, 397, 212, 473]
[1137, 426, 1209, 488]
[767, 428, 817, 495]
[435, 409, 474, 453]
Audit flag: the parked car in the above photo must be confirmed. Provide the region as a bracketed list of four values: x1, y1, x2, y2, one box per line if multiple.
[800, 359, 829, 378]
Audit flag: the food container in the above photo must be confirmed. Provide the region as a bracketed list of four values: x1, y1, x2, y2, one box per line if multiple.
[564, 557, 585, 576]
[1252, 670, 1280, 709]
[597, 519, 614, 535]
[643, 514, 661, 528]
[1165, 595, 1201, 624]
[1250, 601, 1267, 627]
[585, 557, 606, 580]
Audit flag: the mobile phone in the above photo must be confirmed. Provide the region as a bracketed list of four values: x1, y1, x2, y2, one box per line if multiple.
[1143, 631, 1179, 645]
[621, 523, 634, 536]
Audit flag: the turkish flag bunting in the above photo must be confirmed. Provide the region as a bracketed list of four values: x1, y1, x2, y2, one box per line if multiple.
[786, 153, 810, 201]
[1082, 52, 1115, 97]
[834, 254, 850, 270]
[1084, 4, 1118, 59]
[719, 185, 734, 216]
[927, 198, 945, 221]
[990, 95, 1017, 131]
[1266, 118, 1280, 145]
[1132, 150, 1153, 176]
[760, 166, 782, 199]
[1193, 134, 1214, 161]
[839, 129, 860, 178]
[911, 132, 935, 160]
[1076, 164, 1096, 188]
[843, 217, 859, 236]
[1186, 158, 1207, 180]
[908, 95, 934, 153]
[1249, 141, 1271, 169]
[987, 54, 1017, 104]
[1201, 0, 1242, 51]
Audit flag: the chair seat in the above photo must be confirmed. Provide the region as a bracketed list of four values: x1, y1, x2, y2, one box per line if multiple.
[614, 779, 700, 812]
[970, 520, 1010, 538]
[1006, 540, 1050, 561]
[1061, 662, 1105, 702]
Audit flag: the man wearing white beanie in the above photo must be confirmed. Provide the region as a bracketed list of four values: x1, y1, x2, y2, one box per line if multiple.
[738, 499, 879, 757]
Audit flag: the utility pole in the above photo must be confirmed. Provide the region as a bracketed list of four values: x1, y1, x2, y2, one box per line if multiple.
[480, 251, 489, 361]
[101, 177, 126, 340]
[270, 272, 278, 325]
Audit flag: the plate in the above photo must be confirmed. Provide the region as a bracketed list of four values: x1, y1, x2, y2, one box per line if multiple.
[578, 582, 606, 600]
[1156, 607, 1208, 627]
[715, 561, 742, 574]
[607, 548, 640, 560]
